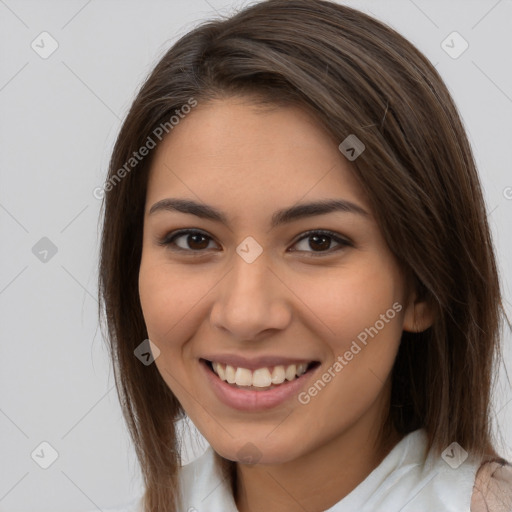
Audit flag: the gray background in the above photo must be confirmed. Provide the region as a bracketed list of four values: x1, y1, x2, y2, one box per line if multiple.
[0, 0, 511, 510]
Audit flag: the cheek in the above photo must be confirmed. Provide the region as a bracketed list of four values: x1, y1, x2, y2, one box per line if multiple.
[294, 263, 405, 414]
[290, 262, 404, 349]
[138, 259, 217, 355]
[138, 261, 190, 341]
[138, 262, 199, 396]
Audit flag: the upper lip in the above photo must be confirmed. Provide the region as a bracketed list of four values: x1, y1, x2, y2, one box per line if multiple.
[201, 354, 319, 371]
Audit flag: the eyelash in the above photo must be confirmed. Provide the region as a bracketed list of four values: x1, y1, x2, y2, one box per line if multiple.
[157, 229, 352, 257]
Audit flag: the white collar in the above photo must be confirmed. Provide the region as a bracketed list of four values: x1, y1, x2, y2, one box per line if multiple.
[177, 429, 481, 511]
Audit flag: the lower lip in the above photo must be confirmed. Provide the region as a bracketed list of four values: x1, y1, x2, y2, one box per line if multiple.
[200, 359, 320, 411]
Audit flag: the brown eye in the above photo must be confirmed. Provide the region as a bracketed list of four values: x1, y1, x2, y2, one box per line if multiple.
[158, 230, 218, 253]
[180, 233, 210, 250]
[291, 230, 352, 256]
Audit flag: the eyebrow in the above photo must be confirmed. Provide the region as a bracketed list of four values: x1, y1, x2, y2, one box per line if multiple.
[148, 197, 369, 229]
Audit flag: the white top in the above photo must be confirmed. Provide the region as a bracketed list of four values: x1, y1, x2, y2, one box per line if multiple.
[91, 428, 512, 511]
[178, 428, 480, 512]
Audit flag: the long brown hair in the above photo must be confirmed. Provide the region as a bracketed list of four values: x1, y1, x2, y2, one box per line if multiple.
[97, 1, 508, 510]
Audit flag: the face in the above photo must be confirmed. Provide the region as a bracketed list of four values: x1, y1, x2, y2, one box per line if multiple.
[138, 96, 429, 465]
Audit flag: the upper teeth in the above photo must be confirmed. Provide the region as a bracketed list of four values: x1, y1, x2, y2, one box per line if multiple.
[211, 362, 309, 387]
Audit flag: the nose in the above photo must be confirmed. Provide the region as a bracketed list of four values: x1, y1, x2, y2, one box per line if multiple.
[209, 249, 292, 341]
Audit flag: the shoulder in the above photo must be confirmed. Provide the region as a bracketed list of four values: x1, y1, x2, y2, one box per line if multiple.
[471, 459, 512, 512]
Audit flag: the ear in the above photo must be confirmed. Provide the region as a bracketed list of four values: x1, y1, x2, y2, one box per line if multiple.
[402, 291, 435, 333]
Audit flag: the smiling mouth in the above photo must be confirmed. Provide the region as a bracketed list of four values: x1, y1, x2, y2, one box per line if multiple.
[202, 358, 321, 391]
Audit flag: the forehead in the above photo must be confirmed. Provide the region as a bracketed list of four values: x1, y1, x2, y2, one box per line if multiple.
[145, 97, 369, 217]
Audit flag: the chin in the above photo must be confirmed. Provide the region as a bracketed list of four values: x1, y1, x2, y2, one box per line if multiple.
[209, 433, 305, 466]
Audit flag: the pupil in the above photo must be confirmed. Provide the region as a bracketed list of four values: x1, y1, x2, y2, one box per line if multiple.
[189, 234, 209, 250]
[310, 234, 330, 251]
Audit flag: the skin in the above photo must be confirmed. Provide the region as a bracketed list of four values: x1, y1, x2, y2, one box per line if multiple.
[138, 96, 433, 512]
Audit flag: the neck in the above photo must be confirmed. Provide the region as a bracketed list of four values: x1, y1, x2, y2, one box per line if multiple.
[233, 414, 403, 512]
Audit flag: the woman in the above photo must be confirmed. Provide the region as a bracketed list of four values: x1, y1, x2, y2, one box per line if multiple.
[97, 1, 512, 510]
